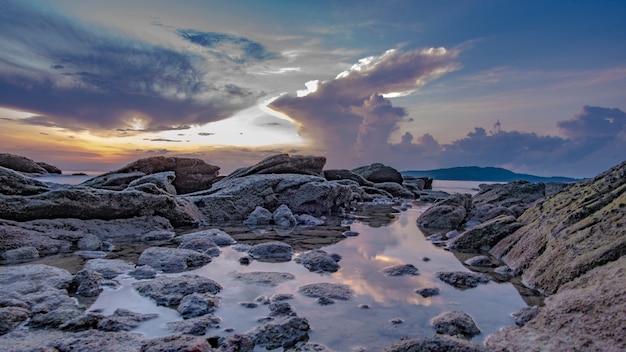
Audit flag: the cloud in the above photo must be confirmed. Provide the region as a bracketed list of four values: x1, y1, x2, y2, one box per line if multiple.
[0, 1, 265, 133]
[557, 105, 626, 139]
[177, 29, 278, 63]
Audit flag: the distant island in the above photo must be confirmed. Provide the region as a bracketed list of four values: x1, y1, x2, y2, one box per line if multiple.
[402, 166, 581, 183]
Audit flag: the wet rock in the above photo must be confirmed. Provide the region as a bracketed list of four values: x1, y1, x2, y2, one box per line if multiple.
[240, 301, 259, 308]
[463, 255, 495, 267]
[383, 335, 489, 352]
[177, 236, 221, 257]
[83, 258, 135, 279]
[323, 169, 374, 187]
[352, 163, 403, 184]
[248, 316, 311, 350]
[28, 299, 84, 328]
[389, 318, 404, 325]
[295, 249, 340, 272]
[0, 264, 72, 293]
[140, 334, 213, 352]
[299, 283, 354, 302]
[430, 311, 481, 338]
[243, 206, 273, 226]
[269, 302, 296, 317]
[127, 171, 177, 195]
[1, 246, 39, 261]
[97, 308, 158, 332]
[382, 264, 419, 276]
[224, 154, 325, 179]
[494, 265, 516, 277]
[59, 312, 104, 331]
[469, 181, 548, 223]
[0, 153, 48, 174]
[0, 166, 49, 195]
[373, 182, 415, 199]
[77, 233, 102, 251]
[0, 307, 30, 335]
[512, 306, 541, 326]
[415, 287, 440, 298]
[137, 247, 212, 273]
[217, 333, 255, 352]
[177, 293, 220, 318]
[69, 269, 103, 297]
[166, 314, 221, 335]
[296, 214, 325, 226]
[271, 293, 294, 302]
[230, 271, 295, 287]
[286, 342, 332, 352]
[52, 330, 146, 352]
[417, 193, 472, 229]
[133, 274, 222, 307]
[36, 161, 62, 174]
[75, 250, 107, 259]
[80, 171, 146, 191]
[140, 230, 175, 242]
[448, 215, 523, 252]
[176, 229, 237, 246]
[436, 271, 490, 289]
[128, 265, 158, 280]
[248, 241, 294, 262]
[273, 204, 297, 228]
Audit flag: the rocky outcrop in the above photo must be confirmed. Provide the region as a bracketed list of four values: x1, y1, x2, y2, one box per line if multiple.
[416, 193, 472, 229]
[36, 161, 62, 174]
[383, 335, 489, 352]
[323, 169, 374, 187]
[295, 249, 340, 272]
[0, 153, 49, 174]
[0, 166, 50, 196]
[132, 275, 222, 307]
[447, 215, 523, 252]
[223, 154, 325, 180]
[352, 163, 403, 184]
[430, 311, 481, 338]
[137, 247, 213, 273]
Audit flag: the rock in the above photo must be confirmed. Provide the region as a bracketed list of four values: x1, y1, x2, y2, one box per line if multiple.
[166, 314, 221, 335]
[436, 271, 491, 289]
[177, 293, 220, 319]
[273, 204, 297, 228]
[448, 215, 524, 253]
[463, 255, 494, 267]
[83, 259, 135, 279]
[248, 241, 294, 262]
[223, 154, 325, 180]
[415, 287, 440, 297]
[512, 306, 541, 327]
[373, 182, 415, 199]
[36, 161, 62, 174]
[417, 193, 472, 229]
[141, 230, 175, 242]
[298, 283, 354, 301]
[494, 265, 516, 276]
[382, 264, 419, 276]
[430, 311, 481, 338]
[76, 233, 103, 251]
[0, 264, 72, 294]
[217, 334, 255, 352]
[352, 163, 403, 184]
[248, 316, 311, 350]
[383, 335, 489, 352]
[269, 301, 296, 317]
[177, 236, 221, 257]
[69, 270, 103, 297]
[127, 171, 177, 195]
[59, 312, 104, 332]
[323, 169, 374, 187]
[469, 181, 548, 223]
[343, 230, 359, 237]
[140, 334, 213, 352]
[286, 342, 333, 352]
[80, 171, 146, 191]
[243, 206, 273, 226]
[296, 214, 325, 226]
[1, 246, 39, 261]
[295, 249, 340, 273]
[138, 247, 212, 273]
[127, 265, 158, 280]
[28, 297, 84, 328]
[97, 308, 159, 332]
[132, 274, 222, 307]
[0, 307, 30, 335]
[0, 166, 50, 195]
[230, 271, 296, 287]
[176, 229, 236, 246]
[0, 153, 48, 174]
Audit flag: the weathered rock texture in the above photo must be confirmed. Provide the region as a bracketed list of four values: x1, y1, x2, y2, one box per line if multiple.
[0, 153, 49, 174]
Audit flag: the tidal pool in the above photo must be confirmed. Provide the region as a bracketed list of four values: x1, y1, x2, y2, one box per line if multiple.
[89, 202, 529, 351]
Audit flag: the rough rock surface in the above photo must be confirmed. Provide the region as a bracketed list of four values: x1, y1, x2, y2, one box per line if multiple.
[295, 249, 340, 272]
[137, 247, 212, 273]
[0, 166, 50, 196]
[417, 193, 472, 229]
[127, 171, 177, 195]
[463, 255, 494, 267]
[230, 271, 296, 287]
[248, 316, 311, 350]
[223, 154, 325, 180]
[448, 215, 523, 252]
[140, 334, 213, 352]
[352, 163, 403, 184]
[383, 335, 489, 352]
[132, 275, 222, 307]
[323, 169, 374, 187]
[0, 153, 49, 174]
[175, 228, 237, 246]
[166, 314, 221, 335]
[243, 206, 273, 226]
[248, 241, 294, 262]
[69, 269, 103, 297]
[97, 308, 158, 332]
[430, 311, 481, 338]
[415, 287, 440, 298]
[273, 204, 297, 227]
[298, 283, 354, 301]
[80, 171, 146, 191]
[177, 293, 220, 318]
[83, 259, 134, 279]
[436, 271, 490, 289]
[36, 161, 62, 174]
[373, 182, 415, 199]
[382, 264, 419, 276]
[468, 181, 549, 224]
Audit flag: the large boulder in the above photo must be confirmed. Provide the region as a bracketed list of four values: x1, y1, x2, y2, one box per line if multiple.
[222, 154, 325, 180]
[323, 169, 374, 187]
[114, 156, 220, 194]
[352, 163, 403, 184]
[132, 275, 222, 307]
[416, 193, 472, 229]
[0, 153, 48, 174]
[0, 166, 50, 196]
[373, 182, 415, 199]
[127, 171, 177, 195]
[447, 215, 523, 252]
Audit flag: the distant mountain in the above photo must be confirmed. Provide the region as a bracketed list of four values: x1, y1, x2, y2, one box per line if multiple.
[402, 166, 581, 183]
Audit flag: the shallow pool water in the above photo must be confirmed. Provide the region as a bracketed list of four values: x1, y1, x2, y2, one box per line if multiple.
[88, 202, 528, 351]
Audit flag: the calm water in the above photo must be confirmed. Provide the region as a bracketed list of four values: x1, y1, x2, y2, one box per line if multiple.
[89, 202, 526, 351]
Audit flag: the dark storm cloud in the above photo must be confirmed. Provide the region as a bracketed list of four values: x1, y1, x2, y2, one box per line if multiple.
[178, 29, 278, 63]
[557, 105, 626, 139]
[0, 1, 260, 132]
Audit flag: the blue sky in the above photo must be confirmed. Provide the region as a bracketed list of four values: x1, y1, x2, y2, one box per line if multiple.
[0, 0, 624, 177]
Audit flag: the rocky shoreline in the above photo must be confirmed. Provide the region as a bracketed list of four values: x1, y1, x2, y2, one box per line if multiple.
[1, 153, 624, 351]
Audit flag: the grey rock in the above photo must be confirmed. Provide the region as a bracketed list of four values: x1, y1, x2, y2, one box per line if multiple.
[217, 334, 255, 352]
[75, 250, 107, 259]
[140, 334, 213, 352]
[76, 233, 102, 251]
[352, 163, 403, 184]
[178, 236, 221, 257]
[494, 265, 516, 277]
[176, 229, 236, 246]
[243, 206, 273, 226]
[296, 214, 325, 226]
[52, 330, 145, 351]
[83, 258, 135, 279]
[166, 314, 221, 335]
[230, 271, 295, 287]
[463, 255, 494, 267]
[137, 247, 212, 273]
[1, 246, 39, 261]
[97, 308, 158, 332]
[273, 204, 297, 228]
[132, 274, 222, 307]
[81, 171, 146, 191]
[286, 342, 333, 352]
[0, 166, 49, 195]
[430, 310, 481, 338]
[415, 287, 440, 298]
[248, 241, 294, 262]
[295, 249, 340, 272]
[0, 307, 30, 335]
[417, 193, 472, 229]
[223, 154, 325, 180]
[177, 293, 220, 318]
[512, 306, 541, 326]
[127, 171, 177, 195]
[383, 335, 489, 352]
[343, 230, 359, 237]
[373, 182, 415, 199]
[269, 302, 296, 317]
[323, 169, 374, 187]
[70, 269, 103, 297]
[36, 161, 62, 174]
[436, 271, 491, 289]
[382, 264, 419, 276]
[140, 230, 175, 242]
[28, 301, 84, 328]
[270, 293, 294, 302]
[0, 264, 72, 294]
[248, 316, 311, 350]
[299, 283, 354, 301]
[0, 153, 48, 174]
[59, 312, 104, 331]
[448, 215, 523, 252]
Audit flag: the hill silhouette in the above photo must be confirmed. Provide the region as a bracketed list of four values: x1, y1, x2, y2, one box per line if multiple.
[402, 166, 580, 183]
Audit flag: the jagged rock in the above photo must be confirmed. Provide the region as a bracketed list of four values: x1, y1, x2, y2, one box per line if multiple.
[140, 230, 175, 242]
[81, 171, 146, 191]
[436, 271, 490, 289]
[286, 342, 332, 351]
[36, 161, 62, 174]
[230, 271, 295, 287]
[177, 236, 221, 257]
[243, 206, 273, 226]
[223, 154, 325, 180]
[166, 314, 221, 335]
[273, 204, 297, 228]
[0, 153, 48, 174]
[417, 193, 472, 229]
[463, 255, 494, 267]
[138, 247, 212, 273]
[59, 312, 104, 331]
[175, 229, 237, 246]
[296, 214, 325, 226]
[132, 275, 222, 307]
[469, 181, 547, 222]
[383, 335, 489, 352]
[415, 287, 440, 298]
[52, 330, 145, 351]
[77, 233, 103, 251]
[83, 259, 134, 279]
[28, 294, 84, 328]
[0, 225, 71, 257]
[177, 293, 220, 318]
[127, 265, 158, 280]
[382, 264, 419, 276]
[248, 316, 311, 350]
[298, 283, 354, 302]
[373, 182, 415, 199]
[127, 171, 177, 195]
[323, 169, 374, 187]
[217, 334, 255, 352]
[69, 269, 103, 297]
[0, 166, 50, 195]
[97, 308, 158, 332]
[0, 307, 30, 335]
[140, 334, 213, 352]
[448, 215, 523, 252]
[352, 163, 403, 184]
[1, 246, 39, 261]
[512, 306, 541, 327]
[248, 241, 294, 262]
[430, 311, 481, 338]
[268, 301, 296, 317]
[295, 249, 340, 273]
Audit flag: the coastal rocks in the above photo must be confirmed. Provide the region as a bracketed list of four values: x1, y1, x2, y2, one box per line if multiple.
[97, 308, 159, 332]
[436, 271, 491, 289]
[383, 335, 489, 352]
[132, 275, 222, 307]
[83, 258, 134, 279]
[1, 246, 39, 261]
[382, 264, 419, 276]
[352, 163, 403, 184]
[447, 215, 523, 252]
[273, 204, 297, 228]
[223, 154, 325, 180]
[166, 314, 221, 335]
[114, 156, 220, 194]
[511, 306, 540, 327]
[323, 169, 374, 187]
[298, 283, 354, 304]
[430, 311, 481, 338]
[137, 247, 212, 273]
[416, 193, 472, 229]
[295, 249, 340, 272]
[0, 166, 50, 195]
[243, 206, 273, 226]
[69, 269, 103, 297]
[373, 182, 415, 199]
[140, 334, 213, 352]
[0, 153, 49, 174]
[0, 307, 30, 334]
[80, 171, 146, 191]
[177, 293, 220, 318]
[0, 264, 72, 293]
[230, 271, 296, 287]
[177, 236, 221, 257]
[463, 255, 494, 267]
[176, 229, 237, 246]
[248, 241, 294, 262]
[127, 171, 177, 195]
[248, 316, 311, 350]
[415, 287, 440, 298]
[36, 161, 62, 174]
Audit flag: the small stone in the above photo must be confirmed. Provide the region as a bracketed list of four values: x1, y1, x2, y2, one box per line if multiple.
[430, 311, 481, 338]
[415, 287, 440, 297]
[343, 231, 359, 237]
[382, 264, 419, 276]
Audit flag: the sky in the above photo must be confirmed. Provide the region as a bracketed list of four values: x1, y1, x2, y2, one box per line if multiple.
[0, 0, 625, 178]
